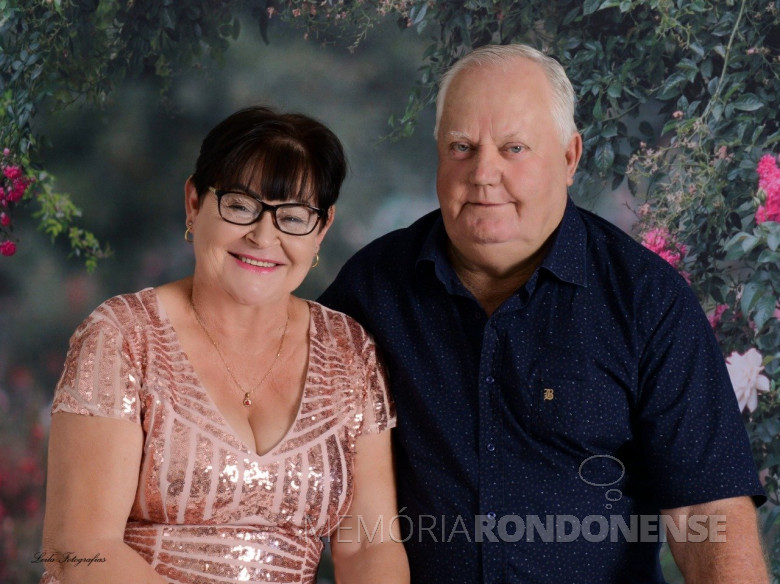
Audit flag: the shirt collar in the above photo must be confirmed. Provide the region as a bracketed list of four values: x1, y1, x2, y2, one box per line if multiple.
[416, 213, 468, 296]
[539, 197, 588, 288]
[415, 197, 588, 291]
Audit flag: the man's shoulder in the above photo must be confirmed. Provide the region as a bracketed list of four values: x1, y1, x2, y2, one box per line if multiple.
[319, 210, 440, 318]
[575, 205, 686, 283]
[575, 205, 640, 248]
[338, 209, 441, 275]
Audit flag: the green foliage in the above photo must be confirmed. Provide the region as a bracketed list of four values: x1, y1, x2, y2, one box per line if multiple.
[0, 0, 256, 267]
[31, 170, 112, 272]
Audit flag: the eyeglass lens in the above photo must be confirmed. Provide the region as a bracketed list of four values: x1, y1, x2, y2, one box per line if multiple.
[218, 191, 320, 235]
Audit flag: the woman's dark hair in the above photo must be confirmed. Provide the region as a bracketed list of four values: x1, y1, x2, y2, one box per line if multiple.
[191, 106, 347, 215]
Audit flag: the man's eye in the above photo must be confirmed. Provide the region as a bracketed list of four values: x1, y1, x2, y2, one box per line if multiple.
[452, 143, 470, 153]
[507, 145, 525, 154]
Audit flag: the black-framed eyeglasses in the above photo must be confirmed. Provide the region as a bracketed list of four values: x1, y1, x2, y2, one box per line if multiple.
[208, 187, 325, 236]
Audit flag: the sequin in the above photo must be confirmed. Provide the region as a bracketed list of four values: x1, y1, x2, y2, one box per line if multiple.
[42, 289, 395, 584]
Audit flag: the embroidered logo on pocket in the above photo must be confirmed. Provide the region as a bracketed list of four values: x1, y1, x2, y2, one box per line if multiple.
[543, 388, 555, 401]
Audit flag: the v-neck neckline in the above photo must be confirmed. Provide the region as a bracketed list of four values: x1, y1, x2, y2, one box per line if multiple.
[147, 287, 314, 459]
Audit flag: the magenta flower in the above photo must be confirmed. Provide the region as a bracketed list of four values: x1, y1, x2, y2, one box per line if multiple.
[708, 304, 729, 328]
[7, 177, 29, 202]
[755, 154, 780, 224]
[642, 227, 687, 271]
[641, 228, 670, 254]
[0, 212, 9, 227]
[757, 154, 780, 195]
[2, 165, 22, 181]
[0, 240, 16, 256]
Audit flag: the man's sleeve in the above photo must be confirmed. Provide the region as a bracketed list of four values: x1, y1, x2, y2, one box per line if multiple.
[634, 281, 766, 509]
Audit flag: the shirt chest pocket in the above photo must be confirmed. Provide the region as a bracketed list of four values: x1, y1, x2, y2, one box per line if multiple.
[524, 377, 631, 449]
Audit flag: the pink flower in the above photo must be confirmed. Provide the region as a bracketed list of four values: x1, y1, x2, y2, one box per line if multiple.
[726, 348, 770, 412]
[641, 228, 670, 254]
[757, 154, 780, 194]
[2, 165, 22, 181]
[708, 304, 728, 328]
[0, 240, 16, 256]
[2, 148, 8, 157]
[756, 205, 768, 224]
[0, 212, 9, 227]
[756, 154, 780, 223]
[6, 177, 30, 202]
[642, 227, 687, 270]
[658, 248, 682, 267]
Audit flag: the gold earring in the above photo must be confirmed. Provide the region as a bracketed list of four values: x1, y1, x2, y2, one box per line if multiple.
[184, 221, 193, 243]
[311, 253, 320, 268]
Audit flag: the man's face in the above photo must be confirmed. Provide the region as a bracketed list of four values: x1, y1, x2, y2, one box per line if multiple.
[436, 58, 582, 271]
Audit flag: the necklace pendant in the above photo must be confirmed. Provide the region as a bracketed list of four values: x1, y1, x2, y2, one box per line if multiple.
[242, 394, 252, 407]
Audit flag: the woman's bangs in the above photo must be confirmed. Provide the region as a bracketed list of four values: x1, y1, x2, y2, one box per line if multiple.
[246, 144, 316, 205]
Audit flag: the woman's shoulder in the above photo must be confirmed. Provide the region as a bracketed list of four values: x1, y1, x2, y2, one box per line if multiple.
[75, 287, 159, 336]
[306, 299, 376, 351]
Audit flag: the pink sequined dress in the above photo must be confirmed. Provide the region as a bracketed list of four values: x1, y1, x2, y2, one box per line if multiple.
[41, 288, 395, 583]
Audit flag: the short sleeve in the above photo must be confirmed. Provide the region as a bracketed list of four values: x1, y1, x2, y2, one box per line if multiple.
[52, 308, 142, 424]
[636, 282, 765, 508]
[359, 335, 397, 436]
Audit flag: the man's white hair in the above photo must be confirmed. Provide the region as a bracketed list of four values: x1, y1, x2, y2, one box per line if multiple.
[434, 44, 578, 145]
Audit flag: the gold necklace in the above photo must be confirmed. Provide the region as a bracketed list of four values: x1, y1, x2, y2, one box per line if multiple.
[190, 299, 290, 407]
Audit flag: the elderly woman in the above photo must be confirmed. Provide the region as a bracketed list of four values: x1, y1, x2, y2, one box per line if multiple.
[40, 106, 409, 583]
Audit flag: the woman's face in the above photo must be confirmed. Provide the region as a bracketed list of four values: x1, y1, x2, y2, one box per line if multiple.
[185, 176, 333, 307]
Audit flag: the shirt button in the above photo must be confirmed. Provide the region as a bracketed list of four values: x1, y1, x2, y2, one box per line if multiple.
[487, 511, 497, 520]
[487, 443, 496, 452]
[485, 376, 495, 384]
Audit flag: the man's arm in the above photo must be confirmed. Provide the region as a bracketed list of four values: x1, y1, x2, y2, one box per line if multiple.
[663, 495, 768, 584]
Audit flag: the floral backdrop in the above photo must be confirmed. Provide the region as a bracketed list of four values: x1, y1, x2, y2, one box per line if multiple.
[637, 150, 780, 568]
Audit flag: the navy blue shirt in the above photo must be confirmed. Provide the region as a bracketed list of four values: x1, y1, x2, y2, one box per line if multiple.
[319, 199, 764, 584]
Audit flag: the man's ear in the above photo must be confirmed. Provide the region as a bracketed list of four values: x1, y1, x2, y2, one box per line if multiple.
[565, 133, 583, 187]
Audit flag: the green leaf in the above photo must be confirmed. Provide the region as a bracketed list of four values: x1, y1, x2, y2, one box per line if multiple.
[677, 58, 699, 82]
[757, 249, 780, 265]
[412, 3, 428, 25]
[724, 232, 759, 259]
[583, 0, 602, 15]
[732, 94, 765, 112]
[594, 141, 615, 175]
[607, 82, 621, 98]
[766, 226, 780, 251]
[639, 121, 654, 138]
[740, 280, 763, 314]
[753, 295, 777, 331]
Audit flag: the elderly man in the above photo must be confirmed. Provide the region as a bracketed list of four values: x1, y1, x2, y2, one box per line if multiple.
[320, 44, 767, 583]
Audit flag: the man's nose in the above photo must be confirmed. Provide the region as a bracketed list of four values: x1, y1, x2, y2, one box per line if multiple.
[470, 146, 502, 186]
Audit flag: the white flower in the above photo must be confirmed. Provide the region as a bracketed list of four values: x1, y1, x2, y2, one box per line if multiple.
[726, 348, 770, 412]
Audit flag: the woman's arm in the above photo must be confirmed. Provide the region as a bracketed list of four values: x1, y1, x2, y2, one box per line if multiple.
[41, 412, 167, 584]
[330, 431, 410, 584]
